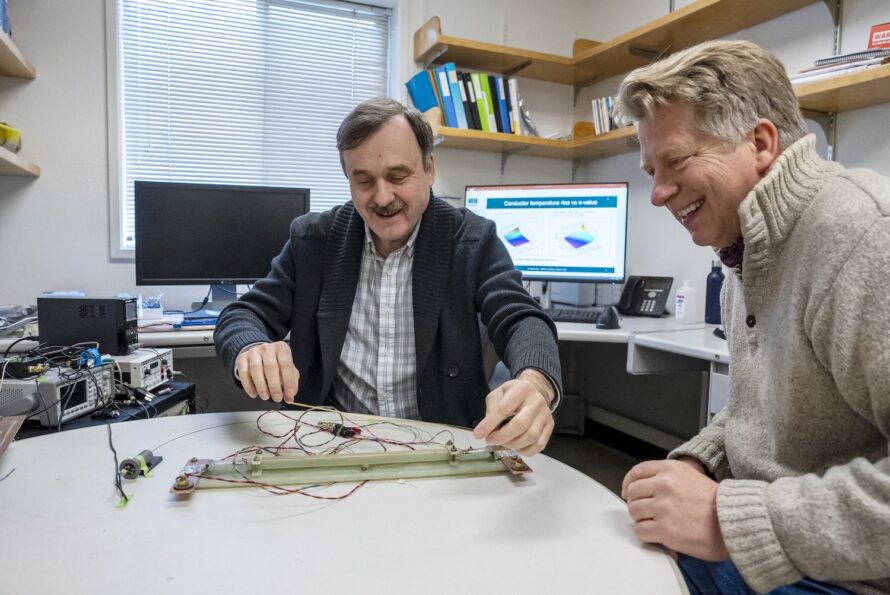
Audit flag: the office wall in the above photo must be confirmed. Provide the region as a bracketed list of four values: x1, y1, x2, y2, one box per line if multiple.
[1, 0, 889, 311]
[576, 0, 890, 315]
[0, 0, 115, 305]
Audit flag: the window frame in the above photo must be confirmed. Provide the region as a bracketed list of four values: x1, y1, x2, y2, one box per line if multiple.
[104, 0, 400, 260]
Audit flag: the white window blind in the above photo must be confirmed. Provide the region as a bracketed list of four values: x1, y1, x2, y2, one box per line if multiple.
[115, 0, 390, 251]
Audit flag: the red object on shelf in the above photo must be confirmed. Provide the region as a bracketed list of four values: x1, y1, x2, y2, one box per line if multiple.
[868, 22, 890, 49]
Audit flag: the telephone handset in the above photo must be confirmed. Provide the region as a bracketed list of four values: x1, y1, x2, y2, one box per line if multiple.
[617, 276, 673, 317]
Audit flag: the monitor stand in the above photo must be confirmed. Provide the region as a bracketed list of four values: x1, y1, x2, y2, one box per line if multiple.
[539, 282, 553, 310]
[191, 283, 237, 314]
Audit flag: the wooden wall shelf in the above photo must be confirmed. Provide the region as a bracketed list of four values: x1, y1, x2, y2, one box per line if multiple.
[0, 146, 40, 176]
[416, 1, 890, 163]
[0, 31, 39, 178]
[796, 63, 890, 114]
[415, 0, 818, 86]
[414, 16, 588, 85]
[573, 0, 818, 85]
[425, 108, 637, 161]
[0, 32, 35, 79]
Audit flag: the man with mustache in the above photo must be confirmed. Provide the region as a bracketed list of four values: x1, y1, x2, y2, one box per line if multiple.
[614, 40, 890, 593]
[215, 97, 562, 456]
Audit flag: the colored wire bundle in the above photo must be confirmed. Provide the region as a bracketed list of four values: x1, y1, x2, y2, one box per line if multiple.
[176, 405, 480, 500]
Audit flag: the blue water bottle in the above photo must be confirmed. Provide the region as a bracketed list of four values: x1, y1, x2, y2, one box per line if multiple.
[705, 261, 724, 324]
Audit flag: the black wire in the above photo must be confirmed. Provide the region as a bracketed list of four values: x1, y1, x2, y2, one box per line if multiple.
[0, 468, 15, 483]
[106, 423, 128, 503]
[150, 420, 253, 452]
[3, 335, 39, 359]
[165, 286, 213, 316]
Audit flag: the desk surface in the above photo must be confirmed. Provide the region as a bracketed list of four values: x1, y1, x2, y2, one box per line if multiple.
[632, 326, 730, 363]
[556, 316, 707, 343]
[0, 317, 703, 352]
[0, 411, 685, 594]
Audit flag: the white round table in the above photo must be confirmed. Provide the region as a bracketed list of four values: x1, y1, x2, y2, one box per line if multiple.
[0, 411, 686, 594]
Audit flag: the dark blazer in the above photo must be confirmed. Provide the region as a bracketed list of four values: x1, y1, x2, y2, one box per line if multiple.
[214, 197, 561, 427]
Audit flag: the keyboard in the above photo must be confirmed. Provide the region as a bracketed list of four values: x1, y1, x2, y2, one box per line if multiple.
[544, 307, 604, 323]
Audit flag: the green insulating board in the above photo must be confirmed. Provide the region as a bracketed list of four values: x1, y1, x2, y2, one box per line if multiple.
[196, 449, 515, 489]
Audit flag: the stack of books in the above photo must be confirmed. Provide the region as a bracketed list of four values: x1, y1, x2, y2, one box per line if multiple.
[591, 96, 616, 135]
[406, 63, 522, 135]
[790, 48, 890, 85]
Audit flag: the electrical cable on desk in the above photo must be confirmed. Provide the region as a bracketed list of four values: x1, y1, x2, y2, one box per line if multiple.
[144, 407, 480, 501]
[105, 423, 131, 508]
[171, 407, 471, 499]
[14, 342, 100, 371]
[106, 380, 158, 420]
[3, 347, 116, 430]
[0, 359, 9, 392]
[251, 407, 463, 459]
[2, 335, 39, 359]
[163, 286, 213, 317]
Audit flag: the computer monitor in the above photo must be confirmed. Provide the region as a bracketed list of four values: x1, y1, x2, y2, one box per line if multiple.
[464, 182, 629, 289]
[135, 181, 310, 310]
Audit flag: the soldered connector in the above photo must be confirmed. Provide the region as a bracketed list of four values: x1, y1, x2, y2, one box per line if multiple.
[1, 356, 49, 379]
[318, 421, 362, 438]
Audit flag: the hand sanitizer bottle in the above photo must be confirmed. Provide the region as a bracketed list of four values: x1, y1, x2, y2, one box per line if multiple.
[675, 280, 697, 324]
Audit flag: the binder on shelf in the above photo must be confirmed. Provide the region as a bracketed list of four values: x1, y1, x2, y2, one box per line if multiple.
[471, 72, 493, 132]
[461, 72, 481, 130]
[456, 74, 475, 129]
[507, 78, 522, 135]
[428, 70, 443, 123]
[434, 65, 459, 128]
[591, 96, 616, 134]
[477, 74, 498, 132]
[406, 70, 439, 113]
[443, 63, 468, 129]
[487, 75, 505, 132]
[495, 75, 512, 134]
[455, 71, 474, 129]
[503, 77, 515, 135]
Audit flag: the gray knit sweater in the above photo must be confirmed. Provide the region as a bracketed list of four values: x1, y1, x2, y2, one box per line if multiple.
[670, 135, 890, 594]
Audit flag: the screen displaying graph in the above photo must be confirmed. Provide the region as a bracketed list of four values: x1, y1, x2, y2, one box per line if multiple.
[465, 182, 628, 282]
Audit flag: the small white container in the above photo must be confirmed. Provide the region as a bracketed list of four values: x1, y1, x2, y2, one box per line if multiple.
[674, 280, 698, 324]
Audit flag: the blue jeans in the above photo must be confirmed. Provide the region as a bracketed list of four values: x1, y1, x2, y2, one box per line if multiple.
[678, 554, 855, 594]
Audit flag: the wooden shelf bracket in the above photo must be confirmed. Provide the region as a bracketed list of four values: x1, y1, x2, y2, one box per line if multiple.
[500, 146, 529, 174]
[800, 109, 837, 161]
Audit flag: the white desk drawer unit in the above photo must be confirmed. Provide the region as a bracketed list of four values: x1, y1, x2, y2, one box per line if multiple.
[708, 361, 729, 421]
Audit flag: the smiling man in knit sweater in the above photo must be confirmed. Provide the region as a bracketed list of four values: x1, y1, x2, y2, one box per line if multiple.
[614, 40, 890, 594]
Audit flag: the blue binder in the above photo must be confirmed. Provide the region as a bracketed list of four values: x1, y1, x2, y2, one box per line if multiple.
[495, 76, 512, 134]
[434, 65, 459, 128]
[443, 63, 468, 129]
[405, 69, 438, 112]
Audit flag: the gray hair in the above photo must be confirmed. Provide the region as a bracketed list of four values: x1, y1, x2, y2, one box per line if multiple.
[336, 96, 435, 173]
[613, 40, 808, 150]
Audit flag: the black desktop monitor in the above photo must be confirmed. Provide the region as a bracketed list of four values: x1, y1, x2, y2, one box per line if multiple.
[135, 181, 310, 310]
[465, 182, 628, 307]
